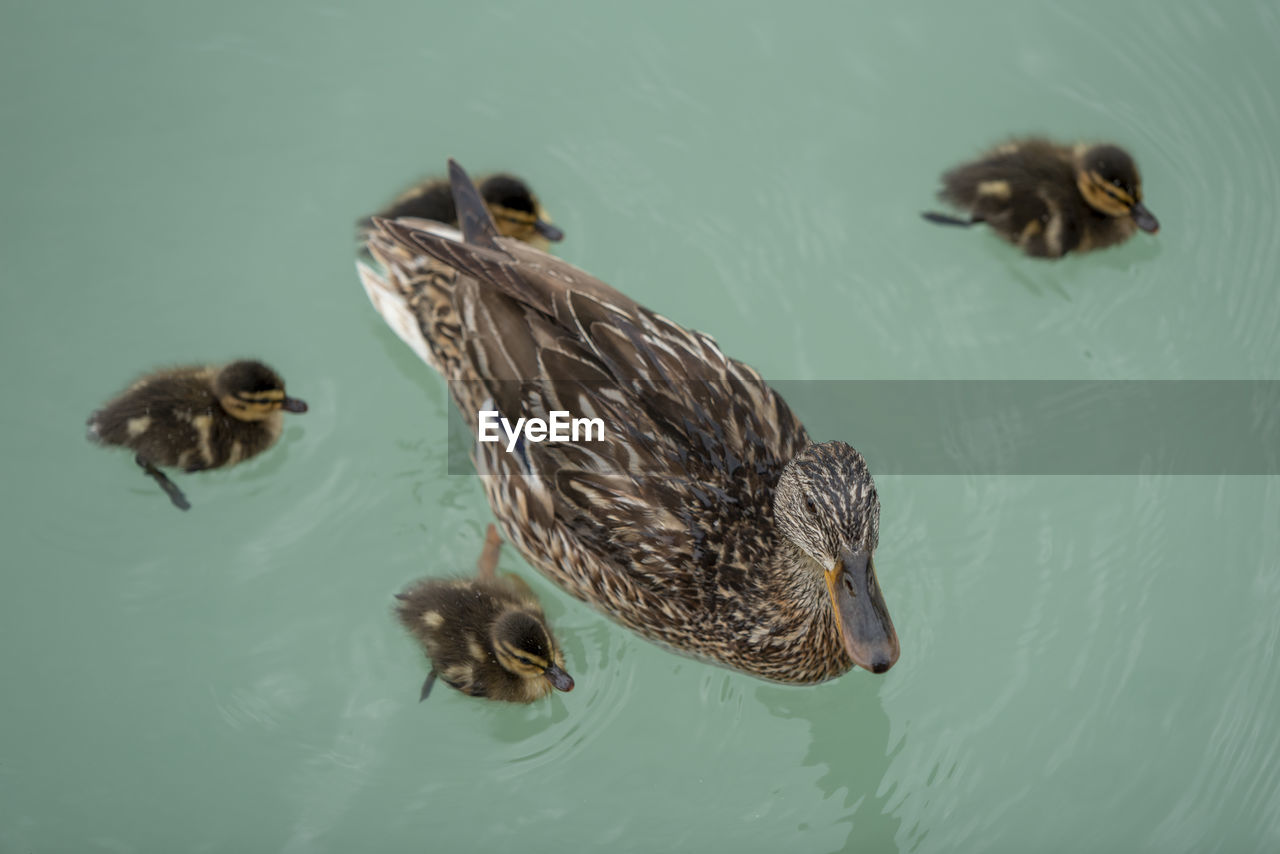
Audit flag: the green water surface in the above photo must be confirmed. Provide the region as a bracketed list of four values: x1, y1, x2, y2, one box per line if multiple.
[3, 1, 1279, 852]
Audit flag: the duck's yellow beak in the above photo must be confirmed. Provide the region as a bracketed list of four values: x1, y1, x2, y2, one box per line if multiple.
[825, 548, 899, 674]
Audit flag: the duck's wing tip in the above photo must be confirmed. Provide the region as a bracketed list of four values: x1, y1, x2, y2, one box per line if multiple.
[447, 159, 503, 250]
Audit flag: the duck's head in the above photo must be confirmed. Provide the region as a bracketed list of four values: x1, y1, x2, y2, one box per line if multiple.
[477, 174, 565, 249]
[214, 360, 308, 421]
[775, 441, 899, 675]
[1075, 144, 1159, 233]
[491, 608, 574, 692]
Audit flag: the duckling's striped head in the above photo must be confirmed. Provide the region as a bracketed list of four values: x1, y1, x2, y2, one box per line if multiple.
[214, 360, 308, 422]
[1075, 144, 1160, 233]
[364, 173, 563, 248]
[775, 441, 899, 675]
[491, 608, 574, 692]
[477, 174, 565, 249]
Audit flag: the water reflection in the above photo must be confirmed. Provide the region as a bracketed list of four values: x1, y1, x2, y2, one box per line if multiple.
[757, 682, 901, 853]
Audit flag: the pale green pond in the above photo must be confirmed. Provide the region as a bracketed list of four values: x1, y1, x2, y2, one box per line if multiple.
[2, 1, 1279, 852]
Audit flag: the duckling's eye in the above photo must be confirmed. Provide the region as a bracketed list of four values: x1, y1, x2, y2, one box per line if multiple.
[1110, 178, 1123, 188]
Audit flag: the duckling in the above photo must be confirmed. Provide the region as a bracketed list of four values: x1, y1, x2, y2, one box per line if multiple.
[923, 138, 1159, 258]
[356, 170, 563, 387]
[394, 524, 574, 704]
[87, 360, 307, 511]
[360, 172, 563, 250]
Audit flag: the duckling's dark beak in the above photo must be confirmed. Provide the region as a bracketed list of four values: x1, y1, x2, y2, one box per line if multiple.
[1131, 202, 1159, 234]
[282, 396, 308, 413]
[825, 548, 899, 674]
[534, 220, 565, 242]
[543, 664, 574, 692]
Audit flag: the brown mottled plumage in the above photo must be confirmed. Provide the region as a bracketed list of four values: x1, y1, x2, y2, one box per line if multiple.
[924, 138, 1159, 258]
[87, 360, 307, 510]
[394, 524, 574, 703]
[358, 160, 899, 685]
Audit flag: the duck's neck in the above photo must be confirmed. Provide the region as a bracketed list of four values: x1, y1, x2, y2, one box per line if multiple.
[771, 539, 830, 615]
[761, 539, 850, 681]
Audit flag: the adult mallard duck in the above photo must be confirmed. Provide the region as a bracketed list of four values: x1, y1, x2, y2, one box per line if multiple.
[87, 360, 307, 510]
[923, 138, 1159, 258]
[359, 161, 899, 684]
[395, 524, 574, 703]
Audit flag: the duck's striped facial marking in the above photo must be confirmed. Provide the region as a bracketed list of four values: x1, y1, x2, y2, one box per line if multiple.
[213, 360, 306, 421]
[218, 393, 280, 421]
[774, 441, 880, 568]
[1078, 170, 1137, 217]
[1076, 145, 1144, 218]
[488, 204, 562, 250]
[491, 609, 560, 679]
[494, 638, 551, 676]
[238, 389, 286, 404]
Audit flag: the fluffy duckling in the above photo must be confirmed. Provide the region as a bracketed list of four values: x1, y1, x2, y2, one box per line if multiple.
[923, 138, 1159, 258]
[87, 360, 307, 510]
[360, 172, 563, 250]
[395, 524, 574, 704]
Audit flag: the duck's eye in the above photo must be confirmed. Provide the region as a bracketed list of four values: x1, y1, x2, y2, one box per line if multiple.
[805, 497, 818, 517]
[1110, 178, 1123, 188]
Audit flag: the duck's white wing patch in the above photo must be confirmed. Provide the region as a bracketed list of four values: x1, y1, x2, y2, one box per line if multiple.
[356, 259, 435, 367]
[386, 217, 465, 243]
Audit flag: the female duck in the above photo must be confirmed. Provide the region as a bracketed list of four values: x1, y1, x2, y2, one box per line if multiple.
[87, 360, 307, 510]
[360, 160, 900, 685]
[923, 138, 1159, 258]
[395, 524, 574, 703]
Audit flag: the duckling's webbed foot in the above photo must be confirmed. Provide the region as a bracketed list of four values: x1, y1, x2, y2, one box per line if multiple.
[419, 670, 438, 702]
[135, 454, 191, 511]
[475, 523, 504, 579]
[922, 211, 982, 227]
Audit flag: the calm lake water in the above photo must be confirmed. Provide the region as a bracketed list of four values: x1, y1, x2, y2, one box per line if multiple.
[3, 1, 1279, 852]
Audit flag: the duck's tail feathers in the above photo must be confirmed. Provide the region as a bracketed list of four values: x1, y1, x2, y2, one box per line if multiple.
[448, 159, 503, 250]
[922, 211, 982, 227]
[355, 256, 439, 369]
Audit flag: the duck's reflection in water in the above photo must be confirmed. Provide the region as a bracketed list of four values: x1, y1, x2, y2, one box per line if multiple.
[757, 680, 902, 853]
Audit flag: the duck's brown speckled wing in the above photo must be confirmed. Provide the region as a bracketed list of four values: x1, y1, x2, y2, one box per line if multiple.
[366, 201, 820, 676]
